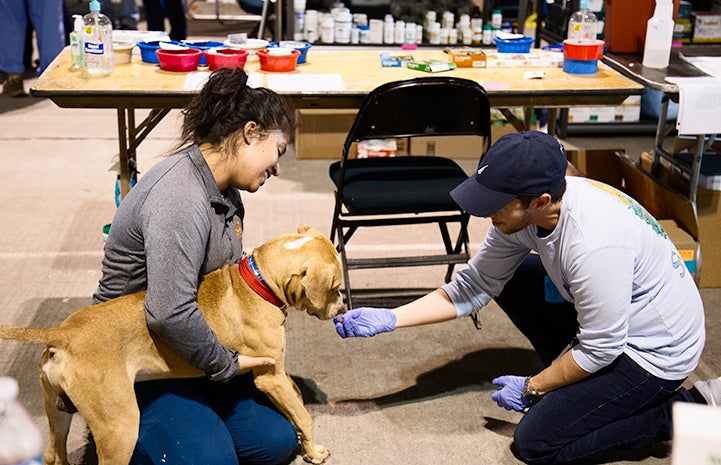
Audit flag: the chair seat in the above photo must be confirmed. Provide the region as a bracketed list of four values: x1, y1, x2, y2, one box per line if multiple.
[329, 156, 468, 214]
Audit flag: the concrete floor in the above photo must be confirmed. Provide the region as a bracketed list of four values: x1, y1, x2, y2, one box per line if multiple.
[0, 14, 719, 465]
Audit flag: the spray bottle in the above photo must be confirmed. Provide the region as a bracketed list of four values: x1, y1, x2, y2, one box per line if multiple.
[83, 0, 114, 75]
[642, 0, 675, 69]
[69, 14, 84, 70]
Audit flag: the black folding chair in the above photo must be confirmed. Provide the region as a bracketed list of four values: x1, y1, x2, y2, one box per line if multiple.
[329, 77, 492, 308]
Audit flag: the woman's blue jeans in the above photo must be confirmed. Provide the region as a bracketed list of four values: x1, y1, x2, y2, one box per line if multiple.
[494, 254, 696, 464]
[130, 373, 298, 465]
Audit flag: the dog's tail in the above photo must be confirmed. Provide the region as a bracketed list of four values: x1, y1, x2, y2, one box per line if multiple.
[0, 325, 58, 344]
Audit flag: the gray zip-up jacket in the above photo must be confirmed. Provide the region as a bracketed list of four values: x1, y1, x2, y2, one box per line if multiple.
[93, 145, 244, 382]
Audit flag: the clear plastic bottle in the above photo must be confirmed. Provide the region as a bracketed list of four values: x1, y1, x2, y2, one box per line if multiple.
[69, 14, 84, 70]
[83, 0, 114, 75]
[567, 0, 597, 43]
[0, 378, 43, 465]
[642, 0, 675, 69]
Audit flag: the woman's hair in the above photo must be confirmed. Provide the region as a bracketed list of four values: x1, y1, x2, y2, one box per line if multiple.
[179, 68, 296, 151]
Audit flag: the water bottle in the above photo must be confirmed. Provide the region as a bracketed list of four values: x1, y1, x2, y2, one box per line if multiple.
[83, 0, 114, 75]
[0, 378, 43, 465]
[642, 0, 675, 69]
[567, 0, 598, 43]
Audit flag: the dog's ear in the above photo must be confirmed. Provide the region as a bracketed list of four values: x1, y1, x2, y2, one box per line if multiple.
[297, 226, 324, 237]
[300, 258, 337, 308]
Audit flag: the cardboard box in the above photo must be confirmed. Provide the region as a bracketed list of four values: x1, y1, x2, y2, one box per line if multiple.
[295, 109, 357, 159]
[693, 13, 721, 42]
[409, 135, 485, 159]
[567, 149, 701, 282]
[445, 48, 487, 68]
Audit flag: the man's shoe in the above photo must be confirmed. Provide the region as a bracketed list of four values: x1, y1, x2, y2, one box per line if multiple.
[2, 74, 27, 97]
[694, 377, 721, 406]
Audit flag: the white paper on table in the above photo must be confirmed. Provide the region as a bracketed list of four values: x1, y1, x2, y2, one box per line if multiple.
[183, 71, 211, 90]
[670, 402, 721, 465]
[266, 74, 346, 92]
[665, 76, 721, 135]
[679, 53, 721, 78]
[183, 71, 264, 90]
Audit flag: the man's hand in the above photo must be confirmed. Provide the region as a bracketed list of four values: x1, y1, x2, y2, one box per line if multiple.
[334, 307, 397, 338]
[238, 355, 276, 374]
[491, 375, 531, 412]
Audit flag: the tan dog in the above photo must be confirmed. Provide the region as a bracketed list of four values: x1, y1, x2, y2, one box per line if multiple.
[0, 226, 344, 465]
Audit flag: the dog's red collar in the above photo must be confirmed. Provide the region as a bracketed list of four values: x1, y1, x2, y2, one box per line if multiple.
[238, 255, 286, 308]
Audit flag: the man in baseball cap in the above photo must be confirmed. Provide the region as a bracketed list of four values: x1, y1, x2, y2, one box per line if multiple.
[450, 130, 568, 218]
[333, 130, 712, 464]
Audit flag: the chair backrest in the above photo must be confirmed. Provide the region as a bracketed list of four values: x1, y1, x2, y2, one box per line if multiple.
[343, 76, 492, 157]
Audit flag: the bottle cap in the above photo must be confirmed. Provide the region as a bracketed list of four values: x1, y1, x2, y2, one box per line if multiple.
[89, 0, 101, 11]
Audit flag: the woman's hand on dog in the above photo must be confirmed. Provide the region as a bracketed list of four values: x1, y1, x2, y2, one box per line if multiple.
[238, 355, 276, 374]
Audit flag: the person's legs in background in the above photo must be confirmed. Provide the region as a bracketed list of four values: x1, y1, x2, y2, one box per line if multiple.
[0, 0, 30, 96]
[164, 0, 187, 41]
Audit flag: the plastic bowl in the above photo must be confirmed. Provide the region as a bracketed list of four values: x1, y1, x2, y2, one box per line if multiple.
[137, 40, 181, 63]
[269, 41, 311, 64]
[257, 48, 301, 72]
[156, 48, 202, 72]
[180, 40, 225, 65]
[204, 48, 249, 70]
[113, 40, 135, 64]
[493, 35, 534, 53]
[563, 39, 605, 61]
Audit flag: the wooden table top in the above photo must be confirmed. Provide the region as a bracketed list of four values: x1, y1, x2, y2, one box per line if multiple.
[32, 46, 644, 110]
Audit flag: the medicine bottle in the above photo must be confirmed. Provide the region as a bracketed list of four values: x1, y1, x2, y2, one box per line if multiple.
[0, 377, 43, 465]
[334, 9, 352, 43]
[83, 0, 114, 75]
[384, 14, 395, 44]
[320, 15, 335, 43]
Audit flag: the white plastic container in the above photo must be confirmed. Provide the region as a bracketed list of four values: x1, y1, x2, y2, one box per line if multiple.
[304, 9, 318, 43]
[83, 0, 114, 75]
[320, 15, 335, 44]
[383, 14, 395, 44]
[334, 9, 352, 43]
[0, 378, 43, 465]
[405, 22, 417, 45]
[642, 0, 675, 69]
[394, 20, 405, 44]
[293, 0, 306, 41]
[567, 0, 598, 43]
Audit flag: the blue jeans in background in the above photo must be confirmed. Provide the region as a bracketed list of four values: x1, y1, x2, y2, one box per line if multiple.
[131, 373, 298, 465]
[494, 254, 697, 464]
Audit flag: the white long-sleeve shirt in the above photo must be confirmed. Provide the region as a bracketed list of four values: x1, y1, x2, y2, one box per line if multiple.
[443, 176, 705, 380]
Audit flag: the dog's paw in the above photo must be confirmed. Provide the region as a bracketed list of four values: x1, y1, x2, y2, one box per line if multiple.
[302, 444, 330, 464]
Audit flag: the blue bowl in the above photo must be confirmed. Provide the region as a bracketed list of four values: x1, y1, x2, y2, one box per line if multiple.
[493, 35, 534, 53]
[269, 41, 311, 64]
[181, 40, 225, 65]
[137, 40, 182, 64]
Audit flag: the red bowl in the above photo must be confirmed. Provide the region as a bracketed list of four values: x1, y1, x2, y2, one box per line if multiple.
[256, 48, 301, 72]
[155, 48, 202, 72]
[205, 48, 249, 70]
[563, 39, 605, 61]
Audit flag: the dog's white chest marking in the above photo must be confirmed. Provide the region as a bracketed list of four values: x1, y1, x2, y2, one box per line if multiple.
[284, 237, 313, 250]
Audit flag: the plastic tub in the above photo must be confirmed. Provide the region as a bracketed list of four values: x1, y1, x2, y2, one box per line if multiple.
[113, 40, 135, 64]
[180, 40, 224, 65]
[563, 39, 605, 61]
[204, 48, 249, 70]
[257, 48, 301, 72]
[493, 35, 534, 53]
[269, 41, 312, 64]
[156, 48, 202, 72]
[137, 40, 181, 63]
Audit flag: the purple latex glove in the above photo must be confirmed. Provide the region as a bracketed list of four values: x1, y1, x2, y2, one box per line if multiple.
[334, 307, 397, 338]
[491, 375, 532, 412]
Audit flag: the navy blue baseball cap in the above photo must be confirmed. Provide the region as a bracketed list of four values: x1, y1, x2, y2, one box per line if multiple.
[451, 131, 567, 217]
